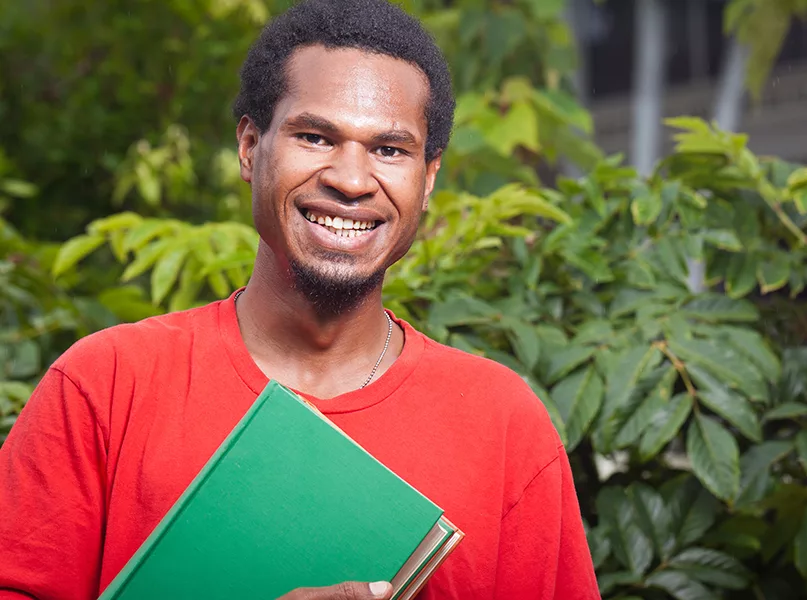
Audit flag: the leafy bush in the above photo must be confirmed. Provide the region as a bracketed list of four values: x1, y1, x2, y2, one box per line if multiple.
[5, 0, 807, 597]
[54, 118, 807, 597]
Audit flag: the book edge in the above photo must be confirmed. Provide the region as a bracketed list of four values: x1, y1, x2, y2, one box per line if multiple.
[394, 518, 465, 600]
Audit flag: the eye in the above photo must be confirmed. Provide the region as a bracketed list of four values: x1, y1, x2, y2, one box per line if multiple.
[298, 133, 328, 146]
[377, 146, 404, 158]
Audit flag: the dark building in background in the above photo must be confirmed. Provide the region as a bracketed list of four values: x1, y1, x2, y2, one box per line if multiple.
[575, 0, 807, 163]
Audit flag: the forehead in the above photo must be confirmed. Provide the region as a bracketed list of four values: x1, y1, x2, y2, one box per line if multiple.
[277, 45, 429, 138]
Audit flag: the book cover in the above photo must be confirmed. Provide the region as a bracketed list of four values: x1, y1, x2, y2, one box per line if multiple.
[98, 380, 455, 599]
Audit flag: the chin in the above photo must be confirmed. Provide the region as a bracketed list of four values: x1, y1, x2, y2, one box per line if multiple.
[288, 259, 385, 315]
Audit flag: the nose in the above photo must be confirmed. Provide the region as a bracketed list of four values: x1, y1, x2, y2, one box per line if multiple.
[319, 143, 380, 200]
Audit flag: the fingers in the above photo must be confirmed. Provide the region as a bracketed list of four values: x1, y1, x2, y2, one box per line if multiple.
[280, 580, 393, 600]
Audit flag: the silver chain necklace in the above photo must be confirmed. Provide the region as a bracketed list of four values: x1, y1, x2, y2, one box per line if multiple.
[234, 290, 393, 389]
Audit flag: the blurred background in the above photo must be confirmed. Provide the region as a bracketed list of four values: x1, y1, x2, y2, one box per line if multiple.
[2, 1, 807, 598]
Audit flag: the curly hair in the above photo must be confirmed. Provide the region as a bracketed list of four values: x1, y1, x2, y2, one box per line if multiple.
[232, 0, 454, 162]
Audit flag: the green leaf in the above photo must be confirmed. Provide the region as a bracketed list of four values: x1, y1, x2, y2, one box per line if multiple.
[532, 89, 592, 134]
[646, 570, 718, 600]
[123, 219, 178, 251]
[764, 403, 807, 422]
[121, 238, 172, 282]
[587, 527, 611, 570]
[796, 431, 807, 474]
[597, 571, 642, 596]
[525, 0, 565, 19]
[87, 211, 142, 235]
[669, 337, 768, 401]
[545, 345, 596, 384]
[666, 477, 719, 550]
[795, 509, 807, 578]
[613, 366, 677, 449]
[550, 366, 604, 451]
[736, 441, 794, 506]
[97, 285, 162, 322]
[652, 237, 689, 286]
[758, 255, 791, 294]
[52, 234, 106, 276]
[526, 378, 567, 446]
[725, 254, 758, 299]
[697, 388, 761, 442]
[205, 268, 230, 299]
[151, 247, 189, 305]
[715, 326, 781, 383]
[793, 189, 807, 214]
[602, 346, 662, 424]
[490, 186, 572, 224]
[1, 178, 37, 198]
[7, 341, 40, 379]
[504, 325, 541, 371]
[631, 190, 663, 226]
[701, 229, 743, 252]
[630, 483, 675, 561]
[573, 320, 614, 346]
[486, 101, 539, 155]
[786, 166, 807, 190]
[679, 295, 758, 323]
[668, 548, 751, 590]
[427, 295, 498, 329]
[639, 393, 694, 461]
[597, 487, 654, 576]
[687, 414, 740, 502]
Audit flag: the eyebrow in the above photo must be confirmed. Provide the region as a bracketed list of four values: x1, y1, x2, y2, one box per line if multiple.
[370, 130, 418, 147]
[283, 112, 420, 147]
[283, 112, 339, 134]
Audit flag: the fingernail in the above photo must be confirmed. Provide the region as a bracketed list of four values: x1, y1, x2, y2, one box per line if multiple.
[369, 581, 392, 597]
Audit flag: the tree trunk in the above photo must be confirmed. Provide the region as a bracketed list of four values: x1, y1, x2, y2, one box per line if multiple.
[631, 0, 667, 178]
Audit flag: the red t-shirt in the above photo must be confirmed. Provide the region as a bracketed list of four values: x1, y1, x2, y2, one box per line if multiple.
[0, 293, 598, 599]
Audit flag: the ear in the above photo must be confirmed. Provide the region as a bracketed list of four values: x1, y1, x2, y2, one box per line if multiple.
[422, 154, 442, 212]
[236, 116, 259, 183]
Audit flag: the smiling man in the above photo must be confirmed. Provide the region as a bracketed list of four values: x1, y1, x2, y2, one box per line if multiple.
[0, 1, 598, 599]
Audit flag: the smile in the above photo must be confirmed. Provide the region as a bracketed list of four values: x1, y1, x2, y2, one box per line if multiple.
[304, 210, 379, 238]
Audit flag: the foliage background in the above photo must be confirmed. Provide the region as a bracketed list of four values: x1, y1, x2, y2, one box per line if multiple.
[2, 0, 807, 598]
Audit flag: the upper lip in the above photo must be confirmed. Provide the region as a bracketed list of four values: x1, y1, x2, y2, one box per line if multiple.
[297, 200, 387, 224]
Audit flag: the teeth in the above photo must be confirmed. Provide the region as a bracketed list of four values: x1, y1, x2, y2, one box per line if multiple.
[305, 210, 377, 234]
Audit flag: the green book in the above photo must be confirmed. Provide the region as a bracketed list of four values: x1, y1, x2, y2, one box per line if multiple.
[98, 381, 463, 600]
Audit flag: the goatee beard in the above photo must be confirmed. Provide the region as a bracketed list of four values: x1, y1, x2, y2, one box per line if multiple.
[288, 259, 385, 317]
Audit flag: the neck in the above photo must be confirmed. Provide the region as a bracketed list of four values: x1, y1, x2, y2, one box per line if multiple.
[235, 243, 403, 397]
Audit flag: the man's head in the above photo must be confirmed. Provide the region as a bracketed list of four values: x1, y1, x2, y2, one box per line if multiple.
[234, 0, 455, 315]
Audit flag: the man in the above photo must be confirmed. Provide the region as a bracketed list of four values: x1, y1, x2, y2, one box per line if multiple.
[0, 1, 599, 598]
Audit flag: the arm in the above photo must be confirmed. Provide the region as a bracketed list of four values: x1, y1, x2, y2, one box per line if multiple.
[0, 367, 106, 600]
[494, 446, 599, 600]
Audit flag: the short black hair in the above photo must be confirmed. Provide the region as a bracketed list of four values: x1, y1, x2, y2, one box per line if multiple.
[233, 0, 454, 162]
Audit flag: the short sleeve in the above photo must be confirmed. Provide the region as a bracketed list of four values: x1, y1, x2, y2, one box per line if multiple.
[0, 367, 107, 599]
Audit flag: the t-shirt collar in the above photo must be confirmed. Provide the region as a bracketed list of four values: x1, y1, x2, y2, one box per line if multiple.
[218, 288, 424, 413]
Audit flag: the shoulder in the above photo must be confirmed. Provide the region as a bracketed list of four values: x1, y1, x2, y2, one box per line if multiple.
[413, 329, 562, 449]
[418, 333, 540, 405]
[52, 300, 222, 386]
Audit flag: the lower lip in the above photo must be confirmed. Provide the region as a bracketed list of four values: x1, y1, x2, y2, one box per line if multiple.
[302, 215, 381, 251]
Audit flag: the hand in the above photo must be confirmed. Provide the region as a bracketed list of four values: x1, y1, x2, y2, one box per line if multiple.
[278, 581, 393, 600]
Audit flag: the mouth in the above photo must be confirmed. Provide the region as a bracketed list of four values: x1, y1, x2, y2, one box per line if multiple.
[301, 209, 381, 238]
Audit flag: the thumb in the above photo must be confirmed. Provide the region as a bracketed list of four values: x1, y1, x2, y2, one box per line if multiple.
[287, 581, 393, 600]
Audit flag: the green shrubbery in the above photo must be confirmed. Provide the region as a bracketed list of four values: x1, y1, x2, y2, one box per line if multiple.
[2, 0, 807, 597]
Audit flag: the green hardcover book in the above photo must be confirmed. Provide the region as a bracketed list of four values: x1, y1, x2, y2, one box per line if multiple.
[98, 381, 463, 600]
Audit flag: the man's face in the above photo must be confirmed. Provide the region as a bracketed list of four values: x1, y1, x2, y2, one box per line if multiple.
[238, 45, 441, 304]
